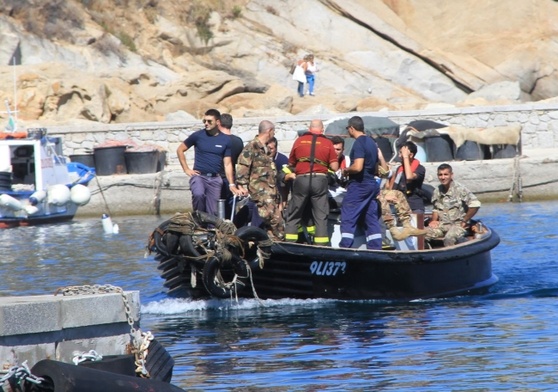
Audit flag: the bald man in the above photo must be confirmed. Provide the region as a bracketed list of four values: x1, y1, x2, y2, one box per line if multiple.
[284, 119, 339, 246]
[236, 120, 284, 240]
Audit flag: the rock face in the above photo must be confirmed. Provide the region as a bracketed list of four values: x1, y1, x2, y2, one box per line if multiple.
[0, 0, 557, 127]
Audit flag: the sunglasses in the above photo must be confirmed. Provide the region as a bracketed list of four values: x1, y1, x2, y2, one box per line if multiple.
[345, 126, 351, 130]
[203, 119, 214, 124]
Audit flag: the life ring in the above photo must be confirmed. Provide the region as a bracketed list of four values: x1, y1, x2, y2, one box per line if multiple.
[202, 255, 248, 298]
[234, 226, 272, 270]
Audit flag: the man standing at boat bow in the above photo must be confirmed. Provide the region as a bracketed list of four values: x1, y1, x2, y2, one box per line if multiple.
[176, 109, 241, 216]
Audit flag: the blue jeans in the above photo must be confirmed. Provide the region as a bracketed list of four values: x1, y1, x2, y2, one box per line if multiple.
[306, 74, 315, 94]
[297, 81, 304, 97]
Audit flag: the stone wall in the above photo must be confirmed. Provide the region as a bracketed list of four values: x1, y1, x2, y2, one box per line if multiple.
[49, 102, 558, 170]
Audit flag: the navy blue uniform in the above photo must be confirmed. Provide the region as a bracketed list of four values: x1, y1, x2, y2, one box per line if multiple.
[339, 135, 382, 249]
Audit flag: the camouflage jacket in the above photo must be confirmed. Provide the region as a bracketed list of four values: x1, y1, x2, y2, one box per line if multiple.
[431, 180, 481, 225]
[236, 136, 278, 202]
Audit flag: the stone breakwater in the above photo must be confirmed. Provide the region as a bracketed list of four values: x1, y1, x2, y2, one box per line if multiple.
[50, 102, 558, 172]
[43, 102, 558, 216]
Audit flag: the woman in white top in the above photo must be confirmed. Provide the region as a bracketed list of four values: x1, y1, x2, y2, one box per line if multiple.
[304, 54, 318, 96]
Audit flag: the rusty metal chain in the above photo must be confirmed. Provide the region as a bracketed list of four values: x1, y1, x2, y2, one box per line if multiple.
[55, 284, 152, 377]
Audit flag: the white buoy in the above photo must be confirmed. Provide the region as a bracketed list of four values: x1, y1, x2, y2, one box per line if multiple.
[47, 185, 71, 206]
[24, 205, 40, 215]
[0, 194, 23, 210]
[29, 190, 47, 206]
[70, 184, 91, 206]
[102, 214, 113, 234]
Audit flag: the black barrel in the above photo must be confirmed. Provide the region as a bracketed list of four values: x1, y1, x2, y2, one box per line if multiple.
[125, 150, 159, 174]
[70, 154, 95, 168]
[93, 146, 127, 175]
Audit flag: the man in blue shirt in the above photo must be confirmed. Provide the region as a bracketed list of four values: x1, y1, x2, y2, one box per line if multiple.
[218, 113, 244, 219]
[176, 109, 239, 216]
[340, 116, 382, 250]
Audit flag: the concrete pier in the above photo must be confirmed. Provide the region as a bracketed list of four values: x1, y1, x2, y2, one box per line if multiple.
[0, 290, 140, 369]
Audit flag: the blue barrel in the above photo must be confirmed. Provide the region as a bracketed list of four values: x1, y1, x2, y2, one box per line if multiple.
[424, 135, 454, 162]
[455, 141, 490, 161]
[492, 144, 517, 159]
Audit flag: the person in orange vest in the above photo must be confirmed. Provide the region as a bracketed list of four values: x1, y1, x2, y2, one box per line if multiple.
[284, 119, 339, 246]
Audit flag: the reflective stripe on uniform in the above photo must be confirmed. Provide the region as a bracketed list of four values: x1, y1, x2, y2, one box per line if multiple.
[285, 233, 298, 242]
[366, 233, 383, 242]
[314, 236, 330, 244]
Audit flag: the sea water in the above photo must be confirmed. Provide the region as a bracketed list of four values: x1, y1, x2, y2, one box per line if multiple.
[1, 201, 558, 391]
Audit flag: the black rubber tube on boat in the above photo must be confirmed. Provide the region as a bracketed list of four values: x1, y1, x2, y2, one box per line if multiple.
[202, 255, 248, 298]
[179, 234, 205, 258]
[30, 359, 186, 392]
[234, 226, 271, 270]
[152, 220, 182, 257]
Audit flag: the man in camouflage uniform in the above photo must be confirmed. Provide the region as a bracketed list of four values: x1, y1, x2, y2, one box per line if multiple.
[235, 120, 284, 240]
[426, 163, 481, 246]
[379, 189, 427, 241]
[377, 147, 426, 242]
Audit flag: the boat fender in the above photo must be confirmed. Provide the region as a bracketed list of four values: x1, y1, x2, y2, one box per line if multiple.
[0, 194, 23, 210]
[234, 226, 272, 270]
[70, 183, 92, 205]
[30, 359, 186, 392]
[202, 255, 249, 298]
[100, 213, 119, 234]
[29, 190, 47, 206]
[24, 205, 40, 215]
[47, 184, 71, 206]
[78, 339, 175, 383]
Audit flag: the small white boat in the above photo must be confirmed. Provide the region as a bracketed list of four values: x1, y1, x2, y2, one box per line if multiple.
[0, 128, 95, 228]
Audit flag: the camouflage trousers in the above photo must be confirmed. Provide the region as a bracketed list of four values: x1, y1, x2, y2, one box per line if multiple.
[255, 196, 284, 238]
[378, 189, 412, 227]
[424, 223, 466, 247]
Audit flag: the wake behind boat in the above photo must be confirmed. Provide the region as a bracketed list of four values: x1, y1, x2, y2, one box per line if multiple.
[0, 128, 95, 228]
[147, 210, 500, 301]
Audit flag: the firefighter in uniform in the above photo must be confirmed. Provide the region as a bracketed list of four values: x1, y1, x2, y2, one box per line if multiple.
[284, 119, 339, 246]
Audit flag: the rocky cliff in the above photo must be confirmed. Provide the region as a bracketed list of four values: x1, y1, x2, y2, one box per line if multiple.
[1, 0, 557, 128]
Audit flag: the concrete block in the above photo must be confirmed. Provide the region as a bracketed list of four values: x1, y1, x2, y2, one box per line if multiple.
[0, 343, 55, 369]
[56, 333, 130, 363]
[0, 295, 61, 336]
[60, 292, 140, 329]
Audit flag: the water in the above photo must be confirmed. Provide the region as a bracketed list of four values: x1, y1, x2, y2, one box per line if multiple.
[2, 201, 558, 391]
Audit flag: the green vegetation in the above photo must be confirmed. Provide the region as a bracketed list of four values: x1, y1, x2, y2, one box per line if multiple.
[231, 5, 242, 19]
[116, 32, 137, 53]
